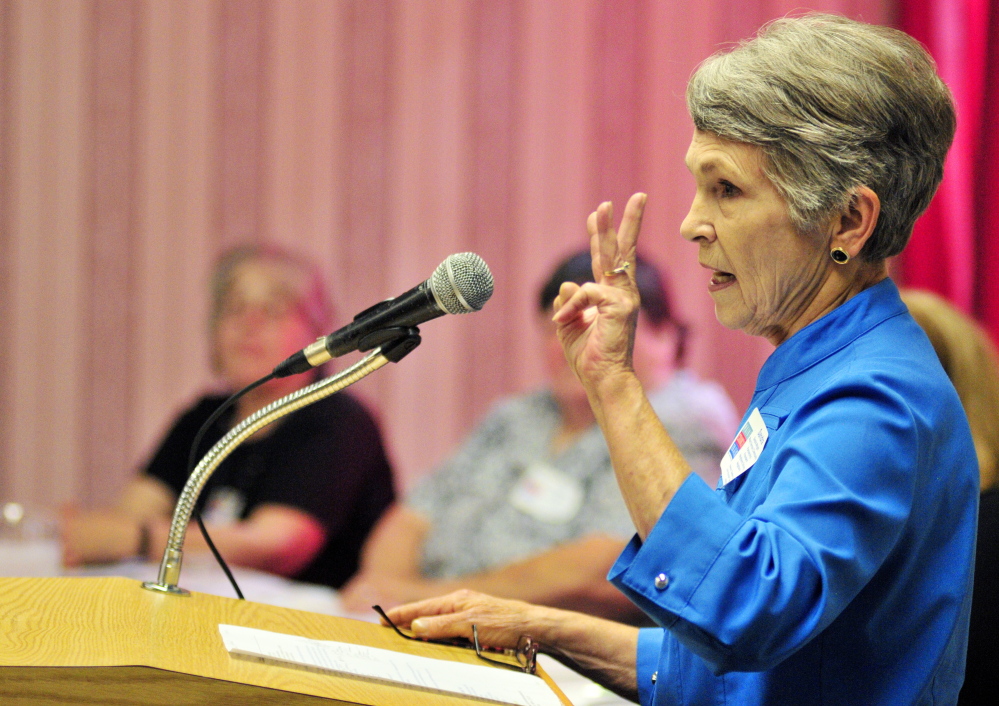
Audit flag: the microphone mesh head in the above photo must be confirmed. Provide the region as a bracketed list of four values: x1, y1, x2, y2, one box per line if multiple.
[430, 252, 495, 314]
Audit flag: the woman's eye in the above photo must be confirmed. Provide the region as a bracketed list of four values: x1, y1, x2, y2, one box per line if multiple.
[719, 181, 739, 198]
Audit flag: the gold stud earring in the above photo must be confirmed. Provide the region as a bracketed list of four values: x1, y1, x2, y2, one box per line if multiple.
[830, 247, 850, 265]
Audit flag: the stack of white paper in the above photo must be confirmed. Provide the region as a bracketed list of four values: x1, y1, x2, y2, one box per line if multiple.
[218, 624, 562, 706]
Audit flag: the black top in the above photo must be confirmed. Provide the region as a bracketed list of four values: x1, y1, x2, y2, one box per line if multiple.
[960, 486, 999, 705]
[144, 392, 394, 589]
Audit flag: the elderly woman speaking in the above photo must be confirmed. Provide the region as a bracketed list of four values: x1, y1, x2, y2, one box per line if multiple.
[386, 14, 978, 706]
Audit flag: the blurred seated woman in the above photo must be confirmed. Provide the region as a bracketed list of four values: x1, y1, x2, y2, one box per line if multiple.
[62, 245, 395, 588]
[900, 288, 999, 706]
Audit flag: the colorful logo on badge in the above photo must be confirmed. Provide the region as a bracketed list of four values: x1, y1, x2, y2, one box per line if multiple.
[727, 423, 752, 459]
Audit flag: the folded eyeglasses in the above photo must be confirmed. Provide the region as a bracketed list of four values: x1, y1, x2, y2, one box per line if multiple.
[372, 605, 539, 675]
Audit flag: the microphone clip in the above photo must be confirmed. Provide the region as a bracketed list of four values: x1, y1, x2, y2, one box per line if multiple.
[271, 326, 421, 378]
[362, 326, 422, 362]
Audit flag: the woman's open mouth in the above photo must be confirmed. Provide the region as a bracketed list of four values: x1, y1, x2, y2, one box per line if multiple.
[708, 270, 736, 291]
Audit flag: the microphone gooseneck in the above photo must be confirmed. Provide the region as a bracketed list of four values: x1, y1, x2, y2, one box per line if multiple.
[273, 252, 494, 378]
[143, 338, 421, 597]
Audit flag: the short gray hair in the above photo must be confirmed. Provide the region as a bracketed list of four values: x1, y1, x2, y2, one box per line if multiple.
[687, 13, 955, 261]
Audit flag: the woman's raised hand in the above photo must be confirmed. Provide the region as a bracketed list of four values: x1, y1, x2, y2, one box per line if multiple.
[553, 193, 647, 395]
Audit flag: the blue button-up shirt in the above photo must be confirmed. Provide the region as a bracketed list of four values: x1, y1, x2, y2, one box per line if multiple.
[610, 279, 978, 705]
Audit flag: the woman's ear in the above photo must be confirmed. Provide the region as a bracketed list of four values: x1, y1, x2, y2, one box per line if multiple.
[831, 185, 881, 259]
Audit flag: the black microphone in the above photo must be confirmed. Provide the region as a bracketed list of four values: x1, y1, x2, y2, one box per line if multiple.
[273, 252, 494, 377]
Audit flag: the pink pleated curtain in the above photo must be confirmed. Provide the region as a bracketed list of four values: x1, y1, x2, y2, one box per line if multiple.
[897, 0, 999, 340]
[1, 0, 889, 510]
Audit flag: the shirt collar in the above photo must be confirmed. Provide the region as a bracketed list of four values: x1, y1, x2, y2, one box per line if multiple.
[756, 278, 906, 390]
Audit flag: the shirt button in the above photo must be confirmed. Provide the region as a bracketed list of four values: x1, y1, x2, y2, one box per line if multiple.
[651, 671, 658, 684]
[654, 573, 669, 590]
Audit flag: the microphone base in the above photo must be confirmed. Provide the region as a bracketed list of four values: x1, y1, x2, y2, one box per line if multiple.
[141, 580, 190, 596]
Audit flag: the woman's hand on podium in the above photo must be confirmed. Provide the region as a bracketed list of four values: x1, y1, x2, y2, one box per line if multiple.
[385, 589, 546, 651]
[387, 589, 642, 701]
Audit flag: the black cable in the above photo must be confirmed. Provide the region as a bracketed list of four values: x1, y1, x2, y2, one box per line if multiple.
[184, 373, 275, 600]
[194, 510, 243, 600]
[186, 374, 275, 479]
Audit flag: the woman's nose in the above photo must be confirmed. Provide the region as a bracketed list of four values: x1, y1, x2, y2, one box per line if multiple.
[680, 195, 715, 243]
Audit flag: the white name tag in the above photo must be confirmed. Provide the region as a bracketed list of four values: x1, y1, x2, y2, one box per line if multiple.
[203, 487, 246, 525]
[508, 462, 584, 525]
[720, 407, 769, 486]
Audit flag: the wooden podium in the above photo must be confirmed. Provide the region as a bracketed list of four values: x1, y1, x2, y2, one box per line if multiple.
[0, 577, 573, 705]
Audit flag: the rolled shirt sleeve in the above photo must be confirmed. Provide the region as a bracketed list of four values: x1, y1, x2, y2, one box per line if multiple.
[612, 379, 922, 674]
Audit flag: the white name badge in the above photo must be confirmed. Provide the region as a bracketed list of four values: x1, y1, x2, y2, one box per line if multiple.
[508, 462, 584, 525]
[720, 407, 769, 486]
[203, 487, 246, 525]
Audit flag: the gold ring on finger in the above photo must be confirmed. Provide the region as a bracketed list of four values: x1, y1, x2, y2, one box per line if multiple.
[603, 262, 630, 276]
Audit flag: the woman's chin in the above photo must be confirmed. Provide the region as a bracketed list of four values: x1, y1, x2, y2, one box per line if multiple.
[713, 304, 750, 332]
